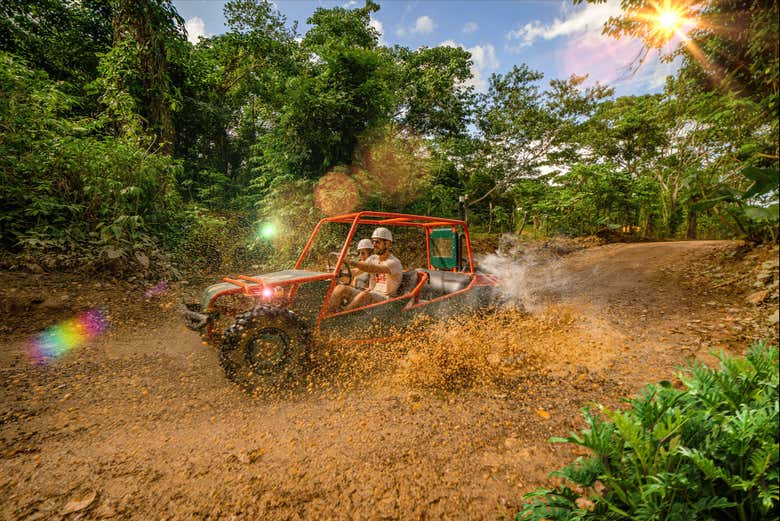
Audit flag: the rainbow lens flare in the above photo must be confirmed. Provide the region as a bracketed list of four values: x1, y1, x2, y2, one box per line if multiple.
[27, 309, 109, 365]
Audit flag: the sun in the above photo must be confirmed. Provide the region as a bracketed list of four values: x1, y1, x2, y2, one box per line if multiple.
[657, 9, 683, 33]
[636, 0, 696, 45]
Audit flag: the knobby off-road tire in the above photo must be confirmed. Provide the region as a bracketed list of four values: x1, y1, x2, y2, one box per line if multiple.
[220, 305, 311, 390]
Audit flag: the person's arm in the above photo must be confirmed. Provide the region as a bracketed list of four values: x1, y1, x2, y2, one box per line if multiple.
[353, 260, 391, 274]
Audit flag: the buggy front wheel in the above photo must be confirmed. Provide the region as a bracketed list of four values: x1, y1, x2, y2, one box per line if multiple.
[220, 305, 311, 389]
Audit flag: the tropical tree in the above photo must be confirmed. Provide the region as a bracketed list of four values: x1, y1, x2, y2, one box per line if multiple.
[392, 44, 474, 138]
[599, 0, 778, 123]
[0, 51, 181, 272]
[590, 0, 779, 237]
[174, 0, 298, 208]
[0, 0, 114, 90]
[458, 66, 612, 228]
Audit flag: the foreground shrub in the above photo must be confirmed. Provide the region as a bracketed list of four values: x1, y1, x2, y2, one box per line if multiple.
[517, 343, 779, 521]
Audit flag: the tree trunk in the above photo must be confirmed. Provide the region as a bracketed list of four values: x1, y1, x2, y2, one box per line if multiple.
[686, 194, 703, 240]
[113, 0, 176, 153]
[667, 199, 677, 236]
[686, 209, 697, 239]
[517, 211, 529, 236]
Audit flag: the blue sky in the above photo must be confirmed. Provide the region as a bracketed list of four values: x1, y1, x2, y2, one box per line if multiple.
[172, 0, 680, 97]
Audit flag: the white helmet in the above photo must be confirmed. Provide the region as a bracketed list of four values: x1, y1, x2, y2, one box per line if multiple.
[356, 239, 374, 252]
[371, 227, 393, 241]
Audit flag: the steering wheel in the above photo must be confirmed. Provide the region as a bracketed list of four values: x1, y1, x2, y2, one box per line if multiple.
[326, 251, 339, 271]
[337, 259, 353, 286]
[327, 252, 352, 285]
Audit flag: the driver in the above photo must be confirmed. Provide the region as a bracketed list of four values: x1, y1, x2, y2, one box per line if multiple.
[328, 227, 403, 312]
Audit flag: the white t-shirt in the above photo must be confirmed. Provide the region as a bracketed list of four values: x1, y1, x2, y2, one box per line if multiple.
[367, 253, 403, 296]
[353, 271, 370, 290]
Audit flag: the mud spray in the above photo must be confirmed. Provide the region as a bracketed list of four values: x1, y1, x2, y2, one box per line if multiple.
[293, 236, 620, 398]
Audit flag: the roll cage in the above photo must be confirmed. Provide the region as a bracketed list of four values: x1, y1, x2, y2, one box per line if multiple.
[295, 210, 475, 275]
[296, 211, 478, 330]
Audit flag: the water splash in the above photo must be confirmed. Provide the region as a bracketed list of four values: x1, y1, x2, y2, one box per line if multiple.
[476, 234, 571, 312]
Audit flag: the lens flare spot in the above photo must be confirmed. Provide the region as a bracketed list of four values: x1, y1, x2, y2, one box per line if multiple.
[634, 0, 696, 45]
[314, 172, 359, 216]
[258, 223, 276, 240]
[27, 309, 109, 365]
[355, 130, 431, 206]
[261, 286, 274, 299]
[143, 281, 169, 299]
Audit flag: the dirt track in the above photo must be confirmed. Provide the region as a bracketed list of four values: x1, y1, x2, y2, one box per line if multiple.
[1, 240, 777, 520]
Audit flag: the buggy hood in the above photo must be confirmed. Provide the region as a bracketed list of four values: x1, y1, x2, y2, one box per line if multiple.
[201, 269, 329, 309]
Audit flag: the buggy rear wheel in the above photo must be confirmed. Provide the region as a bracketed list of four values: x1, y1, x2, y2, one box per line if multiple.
[220, 305, 310, 389]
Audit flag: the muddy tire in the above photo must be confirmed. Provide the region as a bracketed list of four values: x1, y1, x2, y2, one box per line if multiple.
[220, 305, 311, 389]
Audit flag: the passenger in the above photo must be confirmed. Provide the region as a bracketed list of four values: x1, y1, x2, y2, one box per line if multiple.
[328, 227, 403, 312]
[352, 239, 373, 290]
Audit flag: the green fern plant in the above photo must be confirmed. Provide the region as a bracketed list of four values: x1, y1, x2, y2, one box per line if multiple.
[517, 342, 779, 521]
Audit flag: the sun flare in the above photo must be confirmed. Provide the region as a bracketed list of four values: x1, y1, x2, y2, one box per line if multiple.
[638, 0, 697, 44]
[657, 9, 683, 32]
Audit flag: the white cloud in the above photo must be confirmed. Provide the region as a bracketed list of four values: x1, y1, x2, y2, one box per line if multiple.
[342, 0, 358, 7]
[396, 15, 435, 37]
[462, 21, 479, 34]
[412, 15, 435, 35]
[554, 30, 679, 95]
[369, 18, 383, 37]
[439, 40, 499, 92]
[506, 0, 622, 50]
[185, 16, 207, 44]
[471, 44, 499, 71]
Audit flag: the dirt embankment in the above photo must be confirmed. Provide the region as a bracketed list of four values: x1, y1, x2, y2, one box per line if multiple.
[1, 240, 777, 520]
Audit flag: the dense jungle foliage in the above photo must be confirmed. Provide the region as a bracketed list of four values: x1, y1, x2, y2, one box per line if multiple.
[0, 0, 777, 276]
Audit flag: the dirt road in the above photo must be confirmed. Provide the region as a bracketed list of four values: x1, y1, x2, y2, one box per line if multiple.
[1, 240, 777, 520]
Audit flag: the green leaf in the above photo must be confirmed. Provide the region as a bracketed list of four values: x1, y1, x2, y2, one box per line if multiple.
[744, 204, 779, 222]
[742, 166, 780, 200]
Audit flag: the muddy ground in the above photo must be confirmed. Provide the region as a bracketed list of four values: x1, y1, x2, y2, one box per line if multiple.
[1, 240, 778, 520]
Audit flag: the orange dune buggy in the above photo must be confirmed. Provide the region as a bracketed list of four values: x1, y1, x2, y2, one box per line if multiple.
[183, 211, 503, 386]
